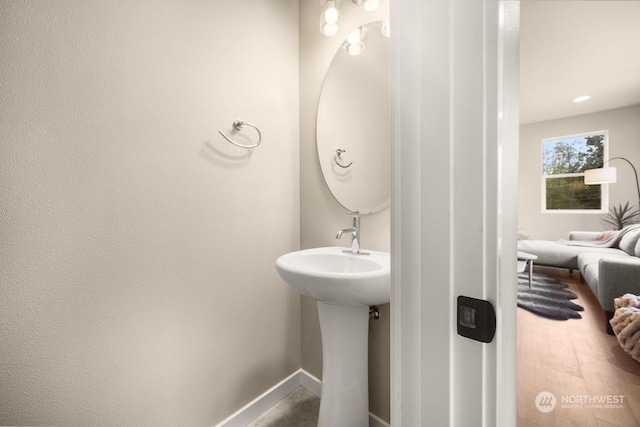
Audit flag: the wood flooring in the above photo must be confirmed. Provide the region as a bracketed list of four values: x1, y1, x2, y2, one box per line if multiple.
[517, 267, 640, 427]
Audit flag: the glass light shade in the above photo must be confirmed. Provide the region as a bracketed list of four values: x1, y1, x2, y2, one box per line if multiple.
[584, 167, 617, 185]
[364, 0, 380, 11]
[344, 41, 365, 55]
[321, 22, 339, 36]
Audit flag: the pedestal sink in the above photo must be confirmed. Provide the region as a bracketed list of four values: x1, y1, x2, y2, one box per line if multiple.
[275, 247, 390, 427]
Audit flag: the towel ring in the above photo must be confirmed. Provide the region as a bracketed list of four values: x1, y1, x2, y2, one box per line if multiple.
[218, 120, 262, 148]
[334, 148, 353, 168]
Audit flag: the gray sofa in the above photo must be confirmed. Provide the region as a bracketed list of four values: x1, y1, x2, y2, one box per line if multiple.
[518, 226, 640, 330]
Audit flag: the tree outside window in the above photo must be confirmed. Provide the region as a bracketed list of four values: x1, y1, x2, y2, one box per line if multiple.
[542, 131, 607, 212]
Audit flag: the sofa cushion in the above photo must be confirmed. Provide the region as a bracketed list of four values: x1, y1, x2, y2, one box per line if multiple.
[577, 252, 630, 273]
[636, 236, 640, 257]
[619, 228, 640, 255]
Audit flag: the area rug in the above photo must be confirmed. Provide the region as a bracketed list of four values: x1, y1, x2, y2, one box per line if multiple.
[517, 273, 584, 320]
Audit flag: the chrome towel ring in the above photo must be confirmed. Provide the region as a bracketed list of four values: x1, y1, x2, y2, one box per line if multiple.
[218, 120, 262, 148]
[334, 148, 353, 168]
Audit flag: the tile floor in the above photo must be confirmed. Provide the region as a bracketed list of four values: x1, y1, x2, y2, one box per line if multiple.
[247, 387, 320, 427]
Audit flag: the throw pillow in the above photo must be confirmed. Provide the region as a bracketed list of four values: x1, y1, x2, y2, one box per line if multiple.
[619, 228, 640, 256]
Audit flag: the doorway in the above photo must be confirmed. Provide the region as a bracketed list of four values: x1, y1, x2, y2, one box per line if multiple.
[517, 2, 640, 425]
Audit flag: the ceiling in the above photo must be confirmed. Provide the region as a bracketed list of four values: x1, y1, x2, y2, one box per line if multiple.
[520, 1, 640, 124]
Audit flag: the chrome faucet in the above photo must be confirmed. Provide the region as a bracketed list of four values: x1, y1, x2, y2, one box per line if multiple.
[336, 211, 367, 254]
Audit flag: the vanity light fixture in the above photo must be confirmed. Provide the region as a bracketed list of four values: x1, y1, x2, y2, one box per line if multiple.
[573, 95, 591, 103]
[321, 0, 385, 36]
[320, 0, 342, 37]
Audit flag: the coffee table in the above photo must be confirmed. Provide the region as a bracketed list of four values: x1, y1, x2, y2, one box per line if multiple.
[517, 251, 538, 288]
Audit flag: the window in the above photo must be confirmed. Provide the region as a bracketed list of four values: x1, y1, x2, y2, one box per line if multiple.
[541, 131, 607, 212]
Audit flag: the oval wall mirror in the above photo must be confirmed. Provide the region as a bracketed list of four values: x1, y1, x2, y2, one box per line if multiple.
[317, 21, 390, 214]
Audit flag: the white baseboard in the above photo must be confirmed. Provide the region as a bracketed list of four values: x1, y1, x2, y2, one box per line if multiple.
[214, 370, 301, 427]
[299, 369, 322, 398]
[369, 411, 391, 427]
[216, 369, 390, 427]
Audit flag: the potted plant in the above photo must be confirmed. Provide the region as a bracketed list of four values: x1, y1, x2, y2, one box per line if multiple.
[602, 201, 640, 230]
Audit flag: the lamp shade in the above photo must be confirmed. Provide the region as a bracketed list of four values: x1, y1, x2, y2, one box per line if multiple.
[584, 167, 617, 185]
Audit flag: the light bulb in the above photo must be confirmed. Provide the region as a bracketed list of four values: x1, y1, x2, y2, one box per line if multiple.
[324, 7, 339, 25]
[347, 29, 362, 45]
[364, 0, 379, 12]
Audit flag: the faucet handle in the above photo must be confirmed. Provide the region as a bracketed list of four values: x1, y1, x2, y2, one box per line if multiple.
[347, 211, 373, 216]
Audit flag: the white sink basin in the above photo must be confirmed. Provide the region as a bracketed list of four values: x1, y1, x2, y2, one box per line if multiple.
[275, 246, 390, 306]
[275, 246, 390, 426]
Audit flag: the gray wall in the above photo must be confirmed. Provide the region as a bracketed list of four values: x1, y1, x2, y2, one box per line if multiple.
[299, 0, 391, 422]
[0, 1, 300, 425]
[519, 104, 640, 240]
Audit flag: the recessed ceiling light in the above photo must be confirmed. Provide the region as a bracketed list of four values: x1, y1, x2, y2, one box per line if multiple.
[573, 95, 590, 103]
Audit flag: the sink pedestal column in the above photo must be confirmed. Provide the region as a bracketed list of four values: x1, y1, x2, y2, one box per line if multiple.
[317, 302, 369, 427]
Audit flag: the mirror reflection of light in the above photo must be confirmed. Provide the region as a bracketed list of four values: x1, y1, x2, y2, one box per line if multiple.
[381, 21, 390, 37]
[345, 42, 365, 56]
[347, 29, 362, 44]
[344, 28, 365, 56]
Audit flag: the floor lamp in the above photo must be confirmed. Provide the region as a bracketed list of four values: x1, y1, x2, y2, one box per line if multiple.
[584, 157, 640, 215]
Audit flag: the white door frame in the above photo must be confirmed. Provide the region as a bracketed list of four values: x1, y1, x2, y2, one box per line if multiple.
[390, 1, 520, 425]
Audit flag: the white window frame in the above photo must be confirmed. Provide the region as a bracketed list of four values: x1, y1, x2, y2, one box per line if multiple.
[541, 130, 609, 214]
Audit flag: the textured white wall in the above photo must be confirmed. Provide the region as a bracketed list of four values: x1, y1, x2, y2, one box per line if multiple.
[519, 105, 640, 240]
[0, 1, 300, 425]
[298, 0, 391, 422]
